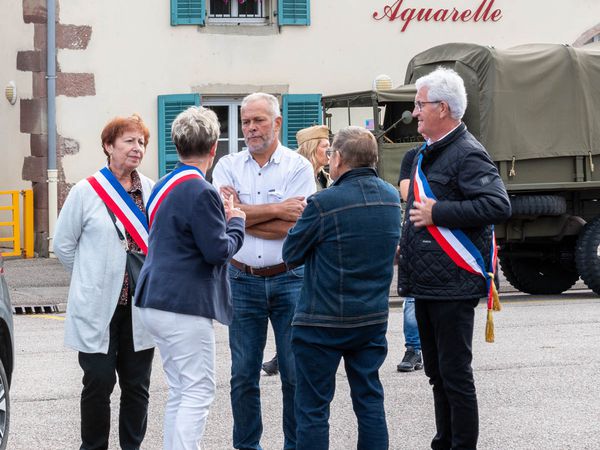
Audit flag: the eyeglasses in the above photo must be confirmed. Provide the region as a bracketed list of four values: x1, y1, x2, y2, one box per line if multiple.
[325, 149, 337, 158]
[414, 100, 441, 112]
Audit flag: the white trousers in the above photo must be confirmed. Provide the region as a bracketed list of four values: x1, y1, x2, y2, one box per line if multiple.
[139, 308, 215, 450]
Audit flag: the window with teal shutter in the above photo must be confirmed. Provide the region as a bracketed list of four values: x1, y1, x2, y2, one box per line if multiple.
[158, 94, 201, 176]
[282, 94, 322, 149]
[278, 0, 310, 25]
[171, 0, 205, 25]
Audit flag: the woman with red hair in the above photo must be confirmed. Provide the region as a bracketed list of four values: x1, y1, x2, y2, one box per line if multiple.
[54, 114, 155, 450]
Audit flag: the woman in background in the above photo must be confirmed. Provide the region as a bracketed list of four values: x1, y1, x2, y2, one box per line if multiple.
[297, 124, 332, 190]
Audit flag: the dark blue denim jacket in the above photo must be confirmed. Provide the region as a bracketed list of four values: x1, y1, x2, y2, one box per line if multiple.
[283, 167, 401, 328]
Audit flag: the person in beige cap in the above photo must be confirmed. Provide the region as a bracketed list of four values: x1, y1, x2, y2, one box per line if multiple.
[297, 125, 332, 190]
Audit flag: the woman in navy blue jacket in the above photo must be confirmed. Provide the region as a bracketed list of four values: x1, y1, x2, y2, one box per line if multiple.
[136, 106, 245, 450]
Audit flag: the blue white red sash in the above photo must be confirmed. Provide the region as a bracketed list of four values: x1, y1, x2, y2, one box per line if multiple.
[413, 152, 498, 309]
[87, 167, 149, 254]
[146, 165, 205, 227]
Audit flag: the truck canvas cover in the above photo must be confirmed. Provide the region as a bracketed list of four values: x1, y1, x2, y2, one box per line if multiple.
[404, 42, 600, 162]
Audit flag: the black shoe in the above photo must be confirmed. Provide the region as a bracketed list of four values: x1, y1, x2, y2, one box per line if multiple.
[397, 347, 423, 372]
[262, 355, 279, 376]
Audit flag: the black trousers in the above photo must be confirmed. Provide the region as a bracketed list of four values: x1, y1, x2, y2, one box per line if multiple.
[78, 303, 154, 450]
[415, 298, 479, 450]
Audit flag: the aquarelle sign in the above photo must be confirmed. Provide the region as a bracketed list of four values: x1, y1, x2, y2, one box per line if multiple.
[373, 0, 503, 32]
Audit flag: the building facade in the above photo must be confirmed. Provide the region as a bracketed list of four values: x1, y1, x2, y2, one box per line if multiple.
[1, 0, 600, 255]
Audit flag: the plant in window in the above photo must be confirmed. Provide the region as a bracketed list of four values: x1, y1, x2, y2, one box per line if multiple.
[211, 0, 263, 19]
[223, 0, 256, 4]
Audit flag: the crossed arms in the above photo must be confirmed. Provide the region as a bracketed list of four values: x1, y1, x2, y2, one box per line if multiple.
[219, 185, 306, 240]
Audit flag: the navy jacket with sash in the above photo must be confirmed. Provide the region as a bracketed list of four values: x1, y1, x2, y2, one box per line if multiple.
[135, 166, 245, 325]
[398, 124, 511, 300]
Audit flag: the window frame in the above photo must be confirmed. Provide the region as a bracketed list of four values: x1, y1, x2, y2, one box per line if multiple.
[207, 0, 269, 25]
[170, 0, 311, 27]
[202, 97, 246, 155]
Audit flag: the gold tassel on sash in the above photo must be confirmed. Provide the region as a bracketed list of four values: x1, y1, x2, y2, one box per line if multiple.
[490, 273, 501, 312]
[485, 272, 501, 343]
[485, 309, 495, 343]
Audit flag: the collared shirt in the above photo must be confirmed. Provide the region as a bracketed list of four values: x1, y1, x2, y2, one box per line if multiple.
[118, 170, 144, 305]
[212, 143, 316, 267]
[427, 122, 462, 146]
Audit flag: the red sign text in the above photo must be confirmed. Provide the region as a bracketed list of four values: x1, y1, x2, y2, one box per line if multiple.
[373, 0, 503, 32]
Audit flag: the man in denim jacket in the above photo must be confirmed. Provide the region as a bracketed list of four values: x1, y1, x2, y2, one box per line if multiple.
[283, 126, 401, 450]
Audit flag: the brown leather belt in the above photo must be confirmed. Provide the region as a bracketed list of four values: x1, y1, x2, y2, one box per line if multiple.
[230, 259, 296, 277]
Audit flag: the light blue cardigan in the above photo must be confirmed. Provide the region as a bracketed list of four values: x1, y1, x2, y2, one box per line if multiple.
[54, 172, 155, 353]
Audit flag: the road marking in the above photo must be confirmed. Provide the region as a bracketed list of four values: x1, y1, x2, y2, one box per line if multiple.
[29, 314, 65, 321]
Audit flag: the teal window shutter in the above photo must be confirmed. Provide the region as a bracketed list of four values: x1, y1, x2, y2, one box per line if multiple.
[282, 94, 322, 149]
[278, 0, 310, 26]
[157, 93, 201, 176]
[171, 0, 205, 26]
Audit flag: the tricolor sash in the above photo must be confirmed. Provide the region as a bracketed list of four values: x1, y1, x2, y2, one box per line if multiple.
[146, 164, 205, 227]
[413, 151, 501, 342]
[87, 167, 149, 254]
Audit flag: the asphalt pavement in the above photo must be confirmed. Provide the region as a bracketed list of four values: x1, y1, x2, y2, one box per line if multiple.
[4, 256, 70, 313]
[4, 256, 600, 449]
[4, 255, 589, 313]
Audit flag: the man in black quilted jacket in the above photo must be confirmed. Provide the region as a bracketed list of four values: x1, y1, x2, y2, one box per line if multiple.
[398, 67, 511, 450]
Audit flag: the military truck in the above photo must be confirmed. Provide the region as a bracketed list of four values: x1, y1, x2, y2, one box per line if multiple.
[322, 42, 600, 295]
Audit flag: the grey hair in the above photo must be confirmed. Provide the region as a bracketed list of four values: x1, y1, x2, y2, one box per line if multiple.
[415, 67, 467, 120]
[171, 106, 220, 158]
[331, 126, 378, 169]
[241, 92, 281, 119]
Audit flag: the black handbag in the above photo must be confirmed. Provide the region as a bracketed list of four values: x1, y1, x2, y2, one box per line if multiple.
[124, 250, 145, 295]
[105, 205, 146, 296]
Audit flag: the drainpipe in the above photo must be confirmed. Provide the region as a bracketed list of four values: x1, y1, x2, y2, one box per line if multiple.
[47, 0, 57, 255]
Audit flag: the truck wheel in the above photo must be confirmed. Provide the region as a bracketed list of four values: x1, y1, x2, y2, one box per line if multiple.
[494, 259, 500, 292]
[499, 256, 519, 290]
[575, 217, 600, 295]
[500, 255, 578, 295]
[510, 195, 566, 216]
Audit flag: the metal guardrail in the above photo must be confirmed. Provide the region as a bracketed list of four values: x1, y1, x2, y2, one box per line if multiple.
[0, 190, 34, 258]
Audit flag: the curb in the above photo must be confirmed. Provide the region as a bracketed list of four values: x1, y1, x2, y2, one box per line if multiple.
[13, 303, 66, 315]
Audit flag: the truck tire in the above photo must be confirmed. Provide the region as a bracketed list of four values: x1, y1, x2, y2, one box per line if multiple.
[499, 256, 519, 290]
[499, 255, 578, 295]
[510, 195, 566, 216]
[575, 217, 600, 295]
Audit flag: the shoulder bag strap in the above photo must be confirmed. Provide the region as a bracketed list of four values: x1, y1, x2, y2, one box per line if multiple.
[104, 204, 128, 249]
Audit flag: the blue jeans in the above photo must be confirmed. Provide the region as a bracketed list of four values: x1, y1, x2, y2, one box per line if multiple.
[292, 323, 389, 450]
[228, 266, 303, 450]
[403, 297, 421, 350]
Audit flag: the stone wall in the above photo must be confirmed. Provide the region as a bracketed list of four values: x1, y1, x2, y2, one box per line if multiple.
[17, 0, 94, 256]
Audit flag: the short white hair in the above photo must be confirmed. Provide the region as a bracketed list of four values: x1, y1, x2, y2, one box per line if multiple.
[171, 106, 220, 157]
[241, 92, 281, 119]
[416, 67, 467, 120]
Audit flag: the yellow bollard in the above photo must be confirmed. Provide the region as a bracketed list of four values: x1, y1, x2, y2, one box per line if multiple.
[22, 189, 34, 258]
[0, 191, 21, 257]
